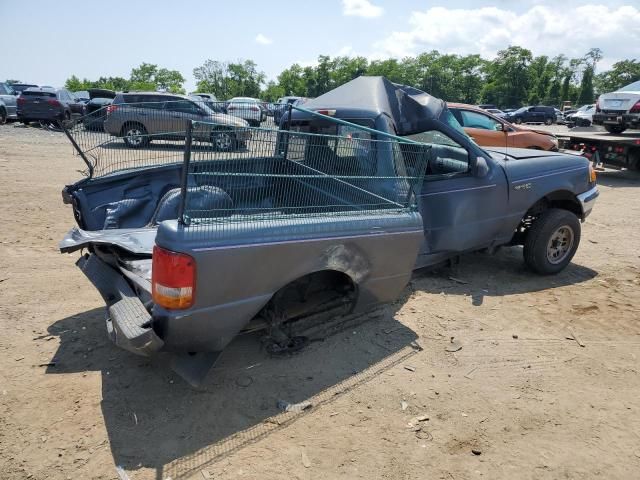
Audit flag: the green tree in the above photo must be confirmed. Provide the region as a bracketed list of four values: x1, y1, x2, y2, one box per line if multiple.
[277, 64, 306, 96]
[481, 46, 533, 107]
[595, 59, 640, 93]
[130, 62, 185, 93]
[576, 65, 595, 105]
[193, 59, 265, 99]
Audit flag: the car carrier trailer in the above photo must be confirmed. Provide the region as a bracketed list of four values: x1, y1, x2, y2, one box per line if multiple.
[558, 128, 640, 171]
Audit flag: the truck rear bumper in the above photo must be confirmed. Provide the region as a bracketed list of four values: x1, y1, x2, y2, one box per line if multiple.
[77, 253, 164, 356]
[577, 185, 599, 219]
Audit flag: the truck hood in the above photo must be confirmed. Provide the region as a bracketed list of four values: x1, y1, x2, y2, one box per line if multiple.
[484, 147, 589, 183]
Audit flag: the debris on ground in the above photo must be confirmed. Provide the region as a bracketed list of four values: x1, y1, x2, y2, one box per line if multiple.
[235, 376, 253, 387]
[401, 401, 409, 411]
[277, 400, 313, 413]
[404, 365, 416, 372]
[567, 327, 586, 347]
[301, 450, 311, 468]
[471, 449, 482, 456]
[445, 337, 462, 352]
[449, 276, 470, 284]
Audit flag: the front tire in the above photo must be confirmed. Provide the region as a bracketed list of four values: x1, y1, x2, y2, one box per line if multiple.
[515, 117, 523, 124]
[523, 208, 581, 275]
[0, 108, 6, 124]
[544, 117, 553, 125]
[604, 124, 626, 134]
[122, 123, 149, 148]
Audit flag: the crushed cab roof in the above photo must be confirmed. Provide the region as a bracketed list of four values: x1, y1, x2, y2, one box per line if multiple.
[298, 76, 445, 135]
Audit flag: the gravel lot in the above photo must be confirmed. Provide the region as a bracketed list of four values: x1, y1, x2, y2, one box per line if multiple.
[1, 122, 639, 480]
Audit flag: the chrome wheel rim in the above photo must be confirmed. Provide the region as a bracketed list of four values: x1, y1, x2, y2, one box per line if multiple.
[214, 132, 232, 150]
[125, 128, 143, 146]
[546, 225, 574, 264]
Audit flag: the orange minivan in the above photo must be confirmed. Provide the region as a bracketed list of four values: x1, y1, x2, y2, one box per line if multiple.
[448, 103, 558, 151]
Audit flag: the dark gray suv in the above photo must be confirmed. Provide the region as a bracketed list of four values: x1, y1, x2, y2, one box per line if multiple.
[103, 92, 250, 150]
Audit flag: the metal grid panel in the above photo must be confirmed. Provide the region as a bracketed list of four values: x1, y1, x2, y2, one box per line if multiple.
[181, 120, 429, 226]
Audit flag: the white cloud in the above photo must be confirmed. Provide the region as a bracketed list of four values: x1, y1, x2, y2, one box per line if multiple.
[255, 33, 273, 45]
[342, 0, 383, 18]
[373, 5, 640, 65]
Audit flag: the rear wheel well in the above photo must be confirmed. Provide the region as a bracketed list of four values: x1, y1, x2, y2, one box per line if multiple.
[258, 270, 358, 327]
[512, 191, 581, 244]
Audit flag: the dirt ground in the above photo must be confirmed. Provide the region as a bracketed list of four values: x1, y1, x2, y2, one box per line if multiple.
[1, 123, 639, 480]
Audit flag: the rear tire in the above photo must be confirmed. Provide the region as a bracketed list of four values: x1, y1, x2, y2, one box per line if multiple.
[604, 124, 626, 134]
[544, 117, 553, 125]
[515, 117, 523, 124]
[0, 108, 6, 124]
[121, 123, 149, 148]
[211, 130, 236, 151]
[523, 208, 581, 275]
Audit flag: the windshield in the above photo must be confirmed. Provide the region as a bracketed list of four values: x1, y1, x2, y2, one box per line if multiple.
[514, 106, 528, 114]
[619, 80, 640, 92]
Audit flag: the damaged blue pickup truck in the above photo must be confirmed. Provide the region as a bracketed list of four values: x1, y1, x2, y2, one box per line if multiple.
[60, 77, 598, 383]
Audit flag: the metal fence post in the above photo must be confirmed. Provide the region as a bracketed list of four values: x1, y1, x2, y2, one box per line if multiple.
[178, 120, 193, 225]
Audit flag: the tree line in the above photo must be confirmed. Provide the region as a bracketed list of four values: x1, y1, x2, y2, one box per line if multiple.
[60, 46, 639, 108]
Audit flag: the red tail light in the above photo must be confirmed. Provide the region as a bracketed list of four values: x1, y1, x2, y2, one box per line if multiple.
[106, 104, 118, 114]
[250, 106, 259, 111]
[47, 98, 61, 107]
[17, 97, 26, 105]
[630, 100, 640, 113]
[152, 246, 196, 309]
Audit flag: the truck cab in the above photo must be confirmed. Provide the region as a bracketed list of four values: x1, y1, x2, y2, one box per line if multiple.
[287, 77, 598, 274]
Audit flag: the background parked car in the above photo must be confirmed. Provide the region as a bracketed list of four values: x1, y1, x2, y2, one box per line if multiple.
[83, 88, 116, 131]
[565, 104, 595, 127]
[504, 105, 557, 125]
[226, 97, 264, 126]
[8, 83, 38, 94]
[448, 103, 558, 151]
[189, 93, 225, 113]
[0, 82, 18, 122]
[485, 107, 506, 118]
[273, 96, 303, 123]
[103, 92, 250, 150]
[17, 87, 85, 125]
[274, 97, 311, 125]
[73, 91, 91, 103]
[554, 108, 565, 124]
[593, 80, 640, 134]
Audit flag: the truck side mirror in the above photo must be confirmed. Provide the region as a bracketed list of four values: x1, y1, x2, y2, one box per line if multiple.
[475, 156, 489, 178]
[495, 123, 504, 132]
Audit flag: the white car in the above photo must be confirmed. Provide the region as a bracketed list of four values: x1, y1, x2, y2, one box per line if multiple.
[593, 80, 640, 133]
[569, 105, 596, 127]
[226, 97, 264, 127]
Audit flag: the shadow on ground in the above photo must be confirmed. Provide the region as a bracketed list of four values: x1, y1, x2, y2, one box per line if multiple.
[45, 302, 419, 480]
[412, 246, 598, 306]
[44, 246, 597, 478]
[591, 169, 640, 189]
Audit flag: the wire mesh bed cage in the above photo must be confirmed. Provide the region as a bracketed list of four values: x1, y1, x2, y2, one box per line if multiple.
[63, 101, 431, 231]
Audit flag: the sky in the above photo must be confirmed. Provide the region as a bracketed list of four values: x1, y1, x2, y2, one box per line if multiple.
[1, 0, 638, 92]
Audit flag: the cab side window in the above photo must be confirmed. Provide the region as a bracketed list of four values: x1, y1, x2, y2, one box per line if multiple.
[459, 110, 501, 130]
[404, 130, 470, 178]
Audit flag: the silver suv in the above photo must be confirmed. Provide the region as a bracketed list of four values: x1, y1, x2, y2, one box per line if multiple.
[104, 92, 250, 150]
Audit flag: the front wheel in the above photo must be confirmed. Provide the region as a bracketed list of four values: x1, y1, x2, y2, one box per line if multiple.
[604, 124, 626, 134]
[544, 117, 553, 125]
[523, 208, 581, 275]
[515, 117, 523, 124]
